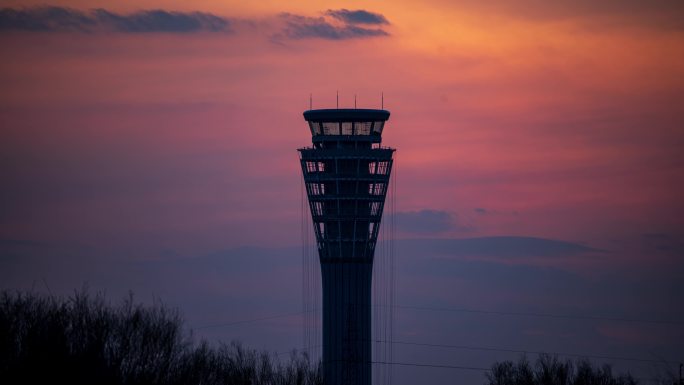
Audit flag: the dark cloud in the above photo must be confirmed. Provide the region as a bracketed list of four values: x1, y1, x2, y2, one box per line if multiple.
[395, 210, 460, 234]
[474, 207, 488, 215]
[325, 9, 389, 25]
[92, 9, 229, 33]
[0, 7, 391, 39]
[278, 13, 388, 40]
[0, 6, 230, 33]
[0, 6, 94, 32]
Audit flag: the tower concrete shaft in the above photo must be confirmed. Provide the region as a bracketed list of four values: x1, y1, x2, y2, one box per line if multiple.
[299, 109, 394, 385]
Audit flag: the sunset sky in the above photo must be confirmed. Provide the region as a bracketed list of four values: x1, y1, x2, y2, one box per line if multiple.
[1, 1, 683, 383]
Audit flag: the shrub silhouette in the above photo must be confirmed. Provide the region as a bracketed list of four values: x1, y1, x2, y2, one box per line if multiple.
[0, 290, 321, 385]
[486, 354, 639, 385]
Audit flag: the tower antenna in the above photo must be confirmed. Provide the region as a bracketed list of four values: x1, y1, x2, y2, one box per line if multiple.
[354, 94, 357, 109]
[336, 90, 339, 109]
[381, 92, 384, 109]
[309, 93, 312, 110]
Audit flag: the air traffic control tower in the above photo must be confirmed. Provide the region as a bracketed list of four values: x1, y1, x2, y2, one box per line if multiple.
[299, 108, 394, 385]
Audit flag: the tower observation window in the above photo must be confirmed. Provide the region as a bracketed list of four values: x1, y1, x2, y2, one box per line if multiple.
[312, 201, 324, 216]
[355, 122, 371, 135]
[305, 161, 325, 173]
[369, 183, 385, 195]
[370, 202, 381, 216]
[322, 122, 340, 135]
[368, 161, 389, 175]
[309, 183, 325, 196]
[377, 161, 388, 175]
[310, 121, 379, 135]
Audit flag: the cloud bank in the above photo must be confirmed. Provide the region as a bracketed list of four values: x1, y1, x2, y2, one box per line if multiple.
[0, 7, 392, 40]
[278, 12, 389, 40]
[0, 6, 230, 33]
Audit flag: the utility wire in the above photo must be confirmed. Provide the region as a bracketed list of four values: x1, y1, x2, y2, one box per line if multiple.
[378, 339, 681, 365]
[274, 355, 661, 384]
[276, 345, 323, 357]
[372, 360, 489, 372]
[327, 359, 489, 372]
[274, 355, 489, 373]
[196, 316, 679, 370]
[394, 304, 684, 326]
[192, 301, 683, 331]
[193, 301, 683, 331]
[194, 311, 304, 330]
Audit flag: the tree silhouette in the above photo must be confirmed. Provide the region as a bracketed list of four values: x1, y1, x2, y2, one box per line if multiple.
[0, 289, 321, 385]
[486, 354, 638, 385]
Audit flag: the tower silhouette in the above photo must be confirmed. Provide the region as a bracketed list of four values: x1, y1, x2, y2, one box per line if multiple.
[299, 108, 394, 385]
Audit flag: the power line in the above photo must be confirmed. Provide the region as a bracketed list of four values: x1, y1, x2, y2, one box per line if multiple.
[379, 339, 681, 365]
[273, 353, 489, 373]
[194, 314, 680, 375]
[372, 360, 489, 372]
[275, 345, 322, 357]
[192, 301, 683, 331]
[275, 355, 660, 384]
[194, 311, 304, 330]
[328, 359, 489, 372]
[394, 304, 684, 326]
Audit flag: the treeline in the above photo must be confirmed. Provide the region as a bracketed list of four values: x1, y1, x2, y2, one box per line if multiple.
[0, 290, 321, 385]
[1, 290, 670, 385]
[486, 355, 639, 385]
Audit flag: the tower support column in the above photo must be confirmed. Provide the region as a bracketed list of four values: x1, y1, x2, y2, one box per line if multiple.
[321, 261, 372, 385]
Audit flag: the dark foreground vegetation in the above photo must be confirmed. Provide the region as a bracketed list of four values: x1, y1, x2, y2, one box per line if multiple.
[486, 355, 639, 385]
[2, 290, 673, 385]
[0, 290, 321, 385]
